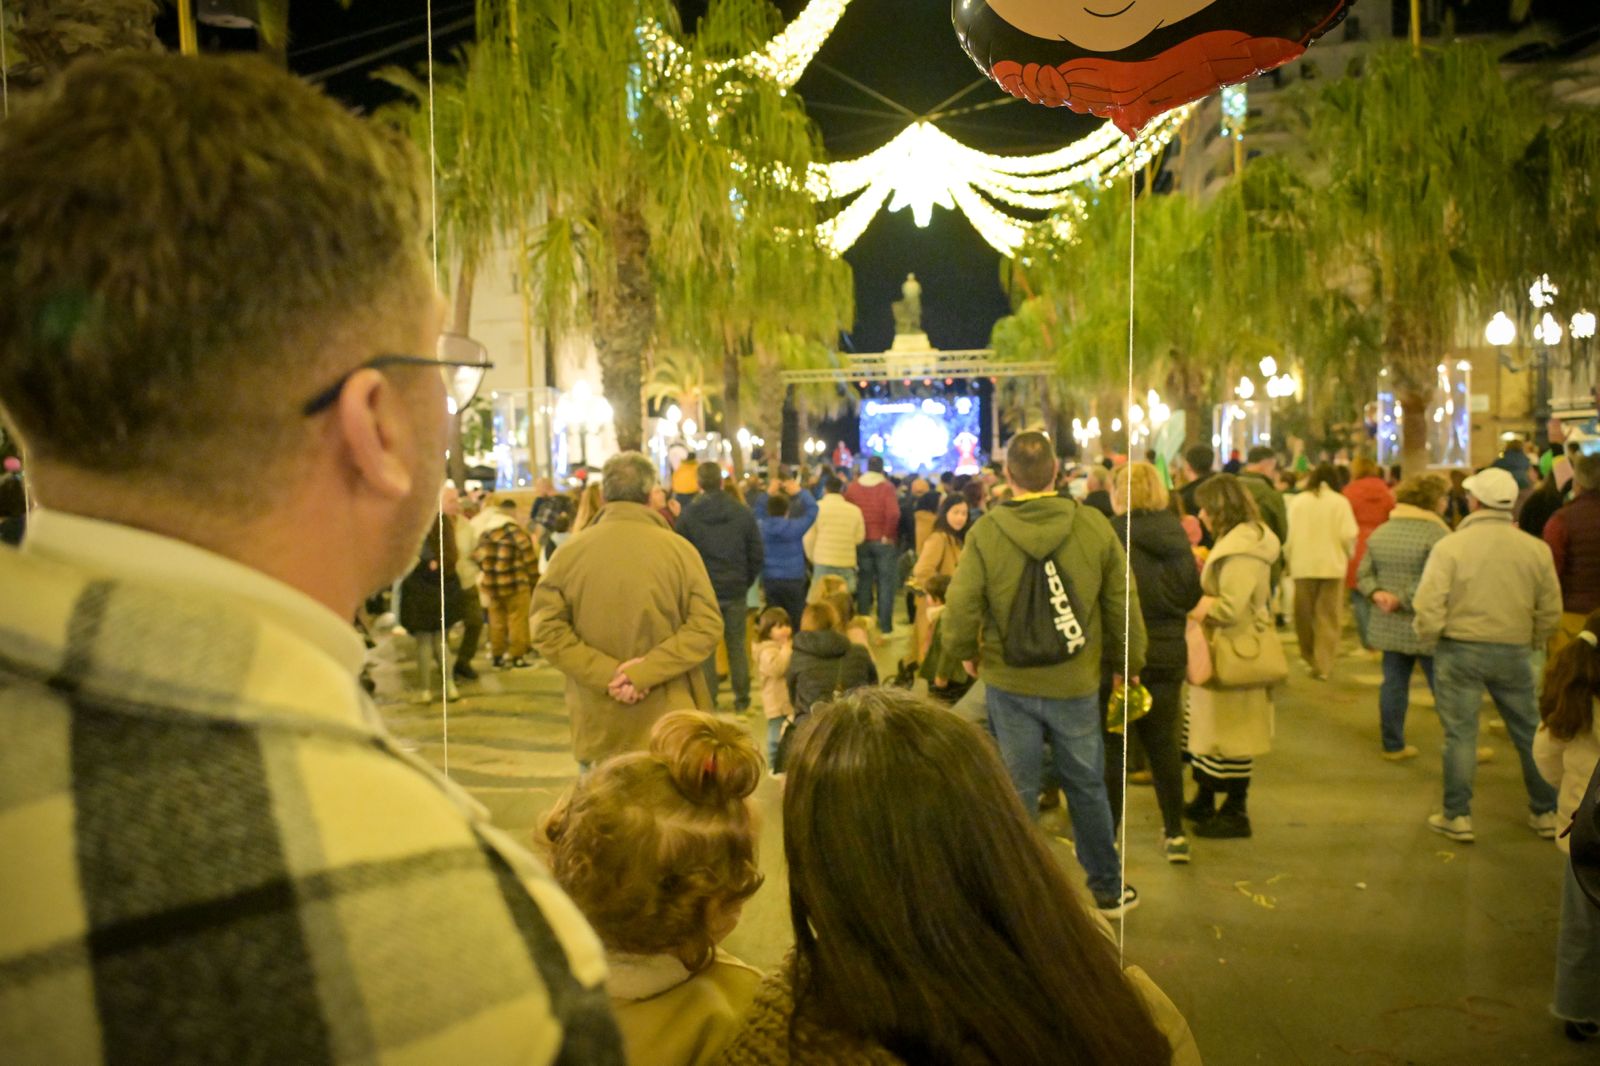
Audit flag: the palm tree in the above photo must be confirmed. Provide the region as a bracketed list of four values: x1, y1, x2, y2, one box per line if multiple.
[4, 0, 160, 87]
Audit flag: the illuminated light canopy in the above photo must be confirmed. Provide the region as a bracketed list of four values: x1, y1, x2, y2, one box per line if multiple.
[810, 105, 1196, 256]
[640, 0, 851, 88]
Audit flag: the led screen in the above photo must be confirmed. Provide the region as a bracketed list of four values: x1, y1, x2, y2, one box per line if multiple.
[859, 394, 983, 477]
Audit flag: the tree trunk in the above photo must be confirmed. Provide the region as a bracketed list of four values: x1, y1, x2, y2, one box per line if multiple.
[1398, 385, 1431, 477]
[723, 328, 744, 480]
[750, 344, 786, 475]
[591, 206, 653, 452]
[1169, 359, 1209, 459]
[445, 260, 477, 487]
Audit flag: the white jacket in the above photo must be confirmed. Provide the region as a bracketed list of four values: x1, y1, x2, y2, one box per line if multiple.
[1412, 508, 1562, 647]
[1285, 486, 1358, 580]
[804, 493, 865, 569]
[1535, 713, 1600, 855]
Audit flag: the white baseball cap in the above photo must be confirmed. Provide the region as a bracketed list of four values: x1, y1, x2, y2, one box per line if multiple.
[1463, 468, 1519, 510]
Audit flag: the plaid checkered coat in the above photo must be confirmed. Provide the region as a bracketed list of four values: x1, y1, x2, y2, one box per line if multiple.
[0, 545, 623, 1065]
[1354, 503, 1451, 656]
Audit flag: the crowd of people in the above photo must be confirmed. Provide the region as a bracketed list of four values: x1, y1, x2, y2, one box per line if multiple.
[5, 52, 1600, 1066]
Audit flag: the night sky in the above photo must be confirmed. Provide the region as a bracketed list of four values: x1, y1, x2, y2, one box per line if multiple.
[185, 0, 1593, 355]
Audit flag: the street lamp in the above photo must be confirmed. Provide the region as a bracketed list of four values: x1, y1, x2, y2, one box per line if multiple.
[1571, 310, 1596, 341]
[1258, 355, 1278, 378]
[1485, 311, 1517, 348]
[1235, 376, 1256, 401]
[1534, 311, 1565, 347]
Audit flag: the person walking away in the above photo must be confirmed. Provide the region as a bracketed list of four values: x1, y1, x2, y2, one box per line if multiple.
[1238, 447, 1290, 566]
[756, 477, 817, 630]
[786, 602, 876, 726]
[844, 456, 903, 635]
[1445, 469, 1473, 528]
[1520, 470, 1566, 539]
[753, 608, 795, 770]
[1108, 462, 1203, 862]
[1082, 464, 1116, 520]
[1343, 456, 1397, 651]
[540, 712, 765, 1066]
[475, 498, 540, 669]
[1177, 444, 1218, 548]
[1544, 456, 1600, 656]
[442, 485, 485, 681]
[942, 431, 1147, 917]
[804, 476, 865, 594]
[1534, 613, 1600, 1043]
[910, 495, 968, 662]
[717, 689, 1201, 1066]
[1494, 438, 1535, 491]
[0, 54, 621, 1062]
[1412, 467, 1562, 842]
[1184, 475, 1282, 839]
[532, 452, 723, 767]
[676, 462, 764, 712]
[1285, 463, 1358, 680]
[1355, 475, 1451, 760]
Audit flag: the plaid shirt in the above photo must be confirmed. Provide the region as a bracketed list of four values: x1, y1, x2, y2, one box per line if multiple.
[475, 519, 539, 597]
[0, 532, 622, 1065]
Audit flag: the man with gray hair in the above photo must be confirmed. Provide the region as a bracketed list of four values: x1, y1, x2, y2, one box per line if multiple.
[532, 451, 721, 765]
[1544, 454, 1600, 652]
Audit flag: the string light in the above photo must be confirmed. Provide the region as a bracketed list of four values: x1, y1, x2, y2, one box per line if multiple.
[640, 0, 851, 88]
[811, 106, 1195, 256]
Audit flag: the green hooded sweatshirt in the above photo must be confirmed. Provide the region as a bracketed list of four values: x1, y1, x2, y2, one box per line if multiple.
[942, 495, 1146, 699]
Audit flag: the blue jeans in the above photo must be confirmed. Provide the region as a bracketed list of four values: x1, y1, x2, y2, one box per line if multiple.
[703, 599, 751, 710]
[810, 565, 857, 596]
[855, 541, 900, 633]
[766, 717, 786, 769]
[1558, 856, 1600, 1024]
[1350, 588, 1373, 649]
[1432, 638, 1558, 818]
[1379, 651, 1435, 752]
[986, 686, 1122, 900]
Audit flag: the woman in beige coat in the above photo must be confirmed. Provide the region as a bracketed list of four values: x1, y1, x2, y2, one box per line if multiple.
[910, 497, 968, 661]
[1186, 475, 1283, 841]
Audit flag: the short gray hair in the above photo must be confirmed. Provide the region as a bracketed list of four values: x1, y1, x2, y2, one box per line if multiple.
[602, 451, 658, 504]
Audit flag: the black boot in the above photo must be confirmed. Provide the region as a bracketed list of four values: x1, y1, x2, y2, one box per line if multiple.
[1196, 786, 1252, 838]
[1183, 789, 1217, 825]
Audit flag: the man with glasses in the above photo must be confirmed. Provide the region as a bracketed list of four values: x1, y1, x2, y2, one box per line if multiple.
[0, 56, 621, 1062]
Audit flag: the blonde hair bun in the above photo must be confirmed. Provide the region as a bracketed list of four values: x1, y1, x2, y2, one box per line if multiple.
[650, 710, 763, 806]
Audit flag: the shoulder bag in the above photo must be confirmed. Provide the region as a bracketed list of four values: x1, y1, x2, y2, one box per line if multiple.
[1205, 556, 1288, 689]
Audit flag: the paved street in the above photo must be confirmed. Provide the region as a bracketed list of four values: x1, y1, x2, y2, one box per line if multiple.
[371, 623, 1588, 1065]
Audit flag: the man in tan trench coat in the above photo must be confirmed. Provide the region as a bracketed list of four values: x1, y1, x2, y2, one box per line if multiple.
[532, 451, 722, 766]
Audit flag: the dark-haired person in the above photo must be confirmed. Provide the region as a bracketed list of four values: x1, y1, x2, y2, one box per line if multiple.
[757, 475, 818, 632]
[0, 55, 619, 1060]
[1534, 611, 1600, 1043]
[845, 455, 903, 635]
[910, 495, 969, 661]
[1177, 443, 1216, 548]
[0, 473, 25, 545]
[1185, 475, 1282, 839]
[1285, 462, 1358, 681]
[676, 462, 764, 713]
[804, 476, 865, 595]
[1544, 456, 1600, 657]
[786, 602, 876, 725]
[943, 431, 1147, 916]
[717, 688, 1201, 1066]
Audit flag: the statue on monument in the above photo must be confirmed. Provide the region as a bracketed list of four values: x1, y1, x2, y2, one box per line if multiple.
[892, 272, 922, 336]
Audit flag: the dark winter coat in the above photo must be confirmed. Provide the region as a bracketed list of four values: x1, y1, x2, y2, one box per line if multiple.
[677, 489, 765, 604]
[1113, 508, 1203, 678]
[758, 490, 818, 582]
[786, 629, 876, 720]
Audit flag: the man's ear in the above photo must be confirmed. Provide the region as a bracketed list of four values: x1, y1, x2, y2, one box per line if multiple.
[335, 369, 414, 500]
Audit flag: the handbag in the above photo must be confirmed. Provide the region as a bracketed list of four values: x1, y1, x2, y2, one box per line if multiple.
[1201, 556, 1287, 689]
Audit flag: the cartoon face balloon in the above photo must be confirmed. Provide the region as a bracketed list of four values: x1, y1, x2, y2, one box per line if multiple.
[953, 0, 1352, 137]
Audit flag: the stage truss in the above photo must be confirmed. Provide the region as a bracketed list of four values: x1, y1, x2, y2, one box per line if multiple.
[780, 351, 1054, 384]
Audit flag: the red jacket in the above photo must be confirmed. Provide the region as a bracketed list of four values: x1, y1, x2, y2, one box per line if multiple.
[1343, 476, 1396, 588]
[844, 473, 901, 544]
[1544, 492, 1600, 615]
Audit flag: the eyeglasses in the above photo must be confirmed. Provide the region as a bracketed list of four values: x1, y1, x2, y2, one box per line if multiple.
[301, 333, 494, 416]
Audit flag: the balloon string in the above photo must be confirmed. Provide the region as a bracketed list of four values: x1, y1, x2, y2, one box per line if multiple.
[1119, 170, 1135, 965]
[425, 0, 449, 778]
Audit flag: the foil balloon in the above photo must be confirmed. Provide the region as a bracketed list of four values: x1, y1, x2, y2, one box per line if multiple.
[952, 0, 1352, 137]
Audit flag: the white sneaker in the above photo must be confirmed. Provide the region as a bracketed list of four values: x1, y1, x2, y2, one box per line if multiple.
[1427, 812, 1474, 843]
[1529, 811, 1559, 840]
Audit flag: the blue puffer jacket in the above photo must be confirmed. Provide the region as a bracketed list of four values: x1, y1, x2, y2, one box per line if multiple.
[758, 490, 818, 581]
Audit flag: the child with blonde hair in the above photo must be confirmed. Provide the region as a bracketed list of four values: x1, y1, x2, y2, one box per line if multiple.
[541, 711, 765, 1065]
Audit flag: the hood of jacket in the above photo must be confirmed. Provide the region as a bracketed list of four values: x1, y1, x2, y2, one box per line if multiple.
[478, 510, 517, 532]
[684, 489, 747, 526]
[1116, 508, 1192, 562]
[856, 471, 888, 488]
[1210, 521, 1281, 566]
[793, 629, 851, 658]
[983, 495, 1081, 559]
[1389, 502, 1450, 529]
